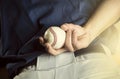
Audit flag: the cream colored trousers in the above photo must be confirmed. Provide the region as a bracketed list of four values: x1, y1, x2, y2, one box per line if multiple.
[14, 20, 120, 79]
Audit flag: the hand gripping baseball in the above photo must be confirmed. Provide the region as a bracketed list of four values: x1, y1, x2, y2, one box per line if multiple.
[39, 26, 67, 55]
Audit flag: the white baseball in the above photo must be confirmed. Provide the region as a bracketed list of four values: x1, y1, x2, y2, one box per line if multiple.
[44, 26, 66, 49]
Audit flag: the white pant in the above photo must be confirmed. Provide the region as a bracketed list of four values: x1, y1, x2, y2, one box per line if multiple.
[14, 20, 120, 79]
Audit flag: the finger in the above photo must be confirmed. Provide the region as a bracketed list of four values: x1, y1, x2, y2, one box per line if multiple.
[65, 30, 74, 52]
[56, 48, 67, 54]
[72, 30, 79, 50]
[45, 43, 66, 55]
[74, 24, 82, 28]
[45, 43, 57, 55]
[64, 23, 75, 30]
[61, 23, 69, 31]
[39, 37, 45, 45]
[72, 29, 86, 50]
[61, 23, 77, 31]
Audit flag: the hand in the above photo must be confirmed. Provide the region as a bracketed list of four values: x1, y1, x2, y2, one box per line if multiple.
[61, 23, 91, 51]
[39, 23, 91, 55]
[39, 36, 67, 55]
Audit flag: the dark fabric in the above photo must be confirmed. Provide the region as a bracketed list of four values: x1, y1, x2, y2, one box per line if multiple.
[0, 0, 101, 78]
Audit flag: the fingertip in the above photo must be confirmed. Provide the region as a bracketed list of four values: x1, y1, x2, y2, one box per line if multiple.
[39, 36, 43, 40]
[39, 37, 44, 44]
[61, 24, 68, 31]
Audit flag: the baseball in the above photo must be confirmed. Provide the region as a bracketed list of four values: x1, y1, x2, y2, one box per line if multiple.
[44, 26, 66, 49]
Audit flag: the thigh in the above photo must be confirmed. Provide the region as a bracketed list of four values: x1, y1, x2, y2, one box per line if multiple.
[14, 65, 38, 79]
[14, 53, 76, 79]
[75, 53, 120, 79]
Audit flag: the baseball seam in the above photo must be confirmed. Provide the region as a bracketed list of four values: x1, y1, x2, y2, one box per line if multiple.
[49, 27, 57, 47]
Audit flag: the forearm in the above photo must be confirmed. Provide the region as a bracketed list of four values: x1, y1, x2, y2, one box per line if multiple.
[84, 0, 120, 42]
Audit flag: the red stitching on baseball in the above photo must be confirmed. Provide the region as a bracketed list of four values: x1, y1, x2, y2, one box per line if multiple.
[49, 27, 57, 47]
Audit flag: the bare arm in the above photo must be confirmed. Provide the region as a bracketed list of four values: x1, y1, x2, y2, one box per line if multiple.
[84, 0, 120, 43]
[83, 0, 120, 64]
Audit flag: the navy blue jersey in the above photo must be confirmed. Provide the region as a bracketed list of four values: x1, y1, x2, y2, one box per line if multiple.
[0, 0, 101, 78]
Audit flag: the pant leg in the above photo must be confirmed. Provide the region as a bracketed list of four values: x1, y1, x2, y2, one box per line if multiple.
[14, 52, 76, 79]
[75, 53, 120, 79]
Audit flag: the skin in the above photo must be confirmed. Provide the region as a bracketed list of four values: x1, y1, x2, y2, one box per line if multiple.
[39, 0, 120, 56]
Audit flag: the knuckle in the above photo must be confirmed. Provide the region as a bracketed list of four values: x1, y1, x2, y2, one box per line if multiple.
[61, 25, 68, 31]
[61, 25, 65, 28]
